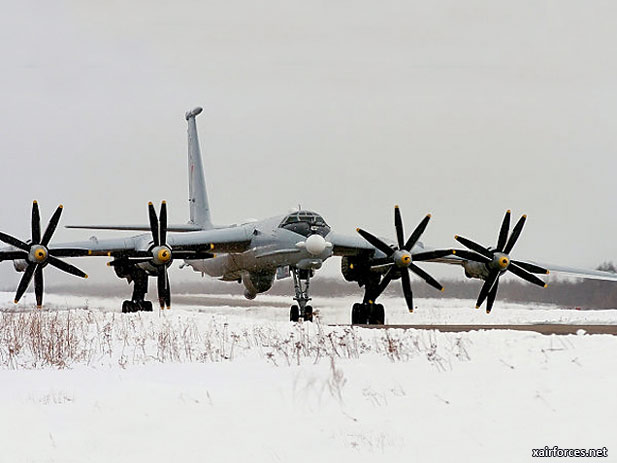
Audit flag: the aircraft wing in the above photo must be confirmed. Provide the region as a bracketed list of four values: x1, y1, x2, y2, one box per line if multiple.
[65, 224, 203, 232]
[326, 231, 376, 257]
[528, 261, 617, 282]
[34, 226, 253, 257]
[325, 230, 617, 283]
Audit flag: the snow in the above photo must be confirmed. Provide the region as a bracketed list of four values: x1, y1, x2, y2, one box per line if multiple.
[0, 291, 616, 462]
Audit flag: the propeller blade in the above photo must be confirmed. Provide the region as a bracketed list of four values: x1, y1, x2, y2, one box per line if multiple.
[496, 210, 511, 252]
[412, 249, 454, 261]
[452, 249, 492, 264]
[126, 250, 152, 258]
[408, 262, 444, 291]
[404, 214, 431, 251]
[165, 271, 171, 309]
[504, 215, 527, 254]
[486, 278, 499, 314]
[173, 251, 215, 260]
[47, 255, 88, 279]
[454, 235, 493, 259]
[394, 206, 405, 249]
[32, 201, 41, 244]
[124, 258, 153, 264]
[50, 248, 94, 258]
[159, 201, 168, 246]
[14, 264, 37, 303]
[374, 267, 395, 299]
[0, 251, 28, 262]
[476, 270, 500, 309]
[0, 231, 29, 251]
[511, 260, 549, 275]
[148, 202, 160, 247]
[357, 228, 394, 257]
[157, 267, 168, 309]
[34, 266, 44, 308]
[400, 269, 414, 312]
[41, 205, 63, 247]
[508, 262, 547, 288]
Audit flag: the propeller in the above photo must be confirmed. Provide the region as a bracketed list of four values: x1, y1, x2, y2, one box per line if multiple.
[113, 201, 214, 310]
[0, 201, 89, 307]
[453, 210, 549, 313]
[356, 206, 452, 312]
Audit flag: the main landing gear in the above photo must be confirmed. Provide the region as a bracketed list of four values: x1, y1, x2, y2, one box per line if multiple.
[350, 278, 386, 325]
[290, 267, 313, 322]
[351, 302, 385, 325]
[121, 268, 154, 313]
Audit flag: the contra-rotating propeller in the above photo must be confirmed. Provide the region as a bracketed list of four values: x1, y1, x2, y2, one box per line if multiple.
[0, 201, 89, 307]
[356, 206, 453, 312]
[114, 201, 214, 310]
[453, 210, 549, 313]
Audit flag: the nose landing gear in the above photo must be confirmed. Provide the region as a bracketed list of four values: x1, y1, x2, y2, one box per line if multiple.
[290, 267, 314, 322]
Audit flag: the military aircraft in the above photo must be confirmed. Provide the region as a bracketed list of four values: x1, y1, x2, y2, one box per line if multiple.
[1, 107, 616, 324]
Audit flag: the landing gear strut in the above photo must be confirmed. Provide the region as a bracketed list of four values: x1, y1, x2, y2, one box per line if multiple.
[290, 267, 313, 322]
[121, 268, 153, 313]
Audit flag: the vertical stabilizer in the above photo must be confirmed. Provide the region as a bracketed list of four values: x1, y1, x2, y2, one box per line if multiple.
[185, 107, 213, 229]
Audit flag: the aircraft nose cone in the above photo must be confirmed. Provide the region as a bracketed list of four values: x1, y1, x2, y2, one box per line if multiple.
[305, 234, 326, 256]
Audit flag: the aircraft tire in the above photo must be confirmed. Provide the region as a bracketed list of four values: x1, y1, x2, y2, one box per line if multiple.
[290, 305, 300, 322]
[139, 301, 153, 312]
[369, 304, 385, 325]
[351, 303, 365, 324]
[122, 300, 135, 313]
[304, 305, 313, 322]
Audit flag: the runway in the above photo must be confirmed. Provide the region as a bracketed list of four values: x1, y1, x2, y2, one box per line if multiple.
[337, 324, 617, 335]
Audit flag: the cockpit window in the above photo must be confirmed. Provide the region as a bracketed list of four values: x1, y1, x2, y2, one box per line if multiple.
[279, 210, 331, 237]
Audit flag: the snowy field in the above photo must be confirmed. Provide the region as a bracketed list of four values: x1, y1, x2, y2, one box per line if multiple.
[0, 291, 616, 462]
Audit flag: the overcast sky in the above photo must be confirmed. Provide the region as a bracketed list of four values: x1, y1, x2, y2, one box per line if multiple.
[1, 1, 616, 289]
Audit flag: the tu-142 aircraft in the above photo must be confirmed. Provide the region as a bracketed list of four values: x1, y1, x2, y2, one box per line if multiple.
[1, 107, 616, 324]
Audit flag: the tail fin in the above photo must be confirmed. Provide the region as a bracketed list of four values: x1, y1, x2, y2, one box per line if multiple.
[185, 107, 213, 230]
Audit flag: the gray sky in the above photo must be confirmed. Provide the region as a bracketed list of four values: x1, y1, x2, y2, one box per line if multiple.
[1, 1, 616, 288]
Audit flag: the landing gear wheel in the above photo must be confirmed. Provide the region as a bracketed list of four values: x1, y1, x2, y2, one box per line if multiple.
[351, 303, 361, 324]
[139, 301, 153, 312]
[122, 300, 134, 313]
[351, 303, 369, 325]
[369, 304, 385, 325]
[303, 305, 313, 322]
[290, 305, 300, 322]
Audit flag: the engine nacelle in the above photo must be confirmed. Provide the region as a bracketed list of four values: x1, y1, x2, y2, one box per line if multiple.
[341, 256, 381, 289]
[462, 260, 490, 280]
[242, 270, 275, 299]
[13, 259, 28, 273]
[341, 256, 360, 282]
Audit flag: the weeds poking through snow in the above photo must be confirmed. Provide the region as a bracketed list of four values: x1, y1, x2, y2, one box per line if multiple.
[0, 310, 469, 370]
[327, 355, 347, 403]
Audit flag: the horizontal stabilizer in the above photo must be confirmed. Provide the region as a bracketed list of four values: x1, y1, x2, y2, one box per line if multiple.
[65, 224, 203, 232]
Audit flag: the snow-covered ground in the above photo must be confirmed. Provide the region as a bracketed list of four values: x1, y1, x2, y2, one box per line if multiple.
[0, 291, 616, 462]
